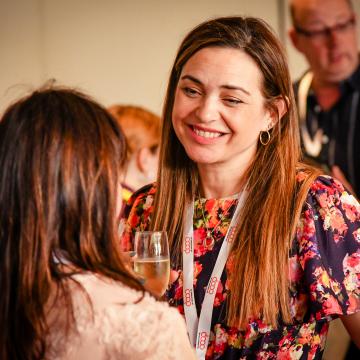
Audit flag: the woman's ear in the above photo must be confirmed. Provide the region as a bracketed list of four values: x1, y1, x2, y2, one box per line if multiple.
[267, 97, 288, 130]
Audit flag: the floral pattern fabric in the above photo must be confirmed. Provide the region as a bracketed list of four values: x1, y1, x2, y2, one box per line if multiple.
[121, 176, 360, 359]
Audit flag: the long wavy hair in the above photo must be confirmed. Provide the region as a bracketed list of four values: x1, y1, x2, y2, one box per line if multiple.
[0, 87, 144, 359]
[151, 17, 320, 328]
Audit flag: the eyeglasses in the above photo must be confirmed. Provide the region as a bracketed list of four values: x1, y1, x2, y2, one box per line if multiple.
[294, 16, 356, 41]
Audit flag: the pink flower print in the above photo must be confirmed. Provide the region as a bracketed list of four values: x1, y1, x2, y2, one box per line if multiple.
[256, 318, 273, 333]
[227, 326, 241, 347]
[289, 256, 302, 282]
[213, 281, 226, 307]
[317, 192, 334, 209]
[143, 194, 154, 210]
[194, 228, 208, 257]
[340, 192, 360, 222]
[331, 177, 346, 192]
[213, 325, 228, 355]
[353, 229, 360, 243]
[320, 206, 348, 240]
[299, 249, 318, 269]
[278, 330, 293, 347]
[343, 251, 360, 272]
[243, 322, 258, 348]
[204, 198, 216, 212]
[174, 282, 183, 301]
[120, 231, 132, 251]
[343, 252, 360, 294]
[258, 350, 279, 360]
[322, 296, 342, 314]
[348, 293, 360, 312]
[129, 212, 141, 229]
[290, 292, 308, 322]
[297, 323, 316, 345]
[311, 177, 336, 195]
[277, 344, 304, 360]
[297, 209, 316, 241]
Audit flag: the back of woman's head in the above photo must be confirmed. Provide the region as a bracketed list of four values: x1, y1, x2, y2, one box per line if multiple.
[0, 86, 142, 359]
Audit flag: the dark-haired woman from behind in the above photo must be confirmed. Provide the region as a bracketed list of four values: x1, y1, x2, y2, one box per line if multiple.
[0, 87, 195, 359]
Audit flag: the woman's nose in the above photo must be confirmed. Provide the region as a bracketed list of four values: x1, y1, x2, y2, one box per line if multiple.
[195, 96, 220, 123]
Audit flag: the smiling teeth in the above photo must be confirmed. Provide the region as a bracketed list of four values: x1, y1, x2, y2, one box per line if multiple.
[193, 127, 222, 138]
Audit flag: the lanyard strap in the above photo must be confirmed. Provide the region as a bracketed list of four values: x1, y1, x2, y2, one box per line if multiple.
[182, 192, 246, 360]
[298, 71, 326, 157]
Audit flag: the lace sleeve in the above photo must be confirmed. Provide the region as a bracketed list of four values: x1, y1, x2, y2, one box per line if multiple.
[97, 295, 195, 360]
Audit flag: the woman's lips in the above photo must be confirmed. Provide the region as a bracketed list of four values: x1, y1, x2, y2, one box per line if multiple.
[192, 126, 222, 138]
[187, 125, 228, 144]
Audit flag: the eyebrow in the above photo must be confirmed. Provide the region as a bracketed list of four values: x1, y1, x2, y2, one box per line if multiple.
[180, 75, 251, 96]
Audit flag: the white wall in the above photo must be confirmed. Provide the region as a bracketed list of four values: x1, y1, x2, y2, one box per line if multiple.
[0, 0, 278, 115]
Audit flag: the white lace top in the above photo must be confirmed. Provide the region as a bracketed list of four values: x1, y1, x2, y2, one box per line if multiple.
[46, 272, 195, 359]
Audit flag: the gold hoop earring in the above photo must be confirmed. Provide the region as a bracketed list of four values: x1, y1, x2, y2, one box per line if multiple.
[259, 130, 271, 146]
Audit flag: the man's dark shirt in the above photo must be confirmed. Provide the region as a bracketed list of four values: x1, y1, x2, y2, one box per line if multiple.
[294, 65, 360, 195]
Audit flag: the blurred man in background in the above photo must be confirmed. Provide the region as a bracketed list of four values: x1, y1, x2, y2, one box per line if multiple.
[289, 0, 360, 197]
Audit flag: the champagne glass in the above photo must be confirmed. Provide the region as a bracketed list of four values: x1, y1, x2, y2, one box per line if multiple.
[133, 231, 170, 297]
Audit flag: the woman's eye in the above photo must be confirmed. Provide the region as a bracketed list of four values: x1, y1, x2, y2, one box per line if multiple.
[183, 87, 200, 97]
[224, 98, 242, 105]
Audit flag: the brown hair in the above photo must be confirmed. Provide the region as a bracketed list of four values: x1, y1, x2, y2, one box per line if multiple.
[0, 87, 144, 359]
[151, 17, 320, 328]
[108, 105, 161, 159]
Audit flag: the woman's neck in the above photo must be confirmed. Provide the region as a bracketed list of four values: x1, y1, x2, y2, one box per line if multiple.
[197, 163, 247, 199]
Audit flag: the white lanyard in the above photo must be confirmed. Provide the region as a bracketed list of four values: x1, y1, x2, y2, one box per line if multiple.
[298, 71, 325, 157]
[182, 192, 246, 360]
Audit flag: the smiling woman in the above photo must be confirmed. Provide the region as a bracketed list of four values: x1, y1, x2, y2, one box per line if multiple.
[172, 46, 277, 173]
[121, 16, 360, 360]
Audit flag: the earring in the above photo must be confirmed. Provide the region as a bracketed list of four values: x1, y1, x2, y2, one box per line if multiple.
[259, 130, 271, 145]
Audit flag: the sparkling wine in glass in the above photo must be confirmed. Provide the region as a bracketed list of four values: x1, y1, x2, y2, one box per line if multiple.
[133, 231, 170, 297]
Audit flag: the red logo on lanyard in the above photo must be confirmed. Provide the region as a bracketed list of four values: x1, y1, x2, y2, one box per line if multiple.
[184, 288, 193, 306]
[226, 226, 236, 243]
[198, 331, 209, 350]
[184, 236, 192, 254]
[206, 276, 218, 295]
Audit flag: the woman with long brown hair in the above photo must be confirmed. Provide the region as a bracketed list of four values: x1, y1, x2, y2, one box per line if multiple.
[0, 87, 195, 359]
[122, 17, 360, 359]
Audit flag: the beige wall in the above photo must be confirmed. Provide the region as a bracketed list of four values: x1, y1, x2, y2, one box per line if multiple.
[0, 0, 278, 115]
[1, 0, 359, 115]
[0, 0, 43, 113]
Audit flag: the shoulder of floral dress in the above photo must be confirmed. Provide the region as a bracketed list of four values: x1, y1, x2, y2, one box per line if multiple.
[307, 176, 358, 204]
[300, 175, 360, 226]
[123, 183, 157, 218]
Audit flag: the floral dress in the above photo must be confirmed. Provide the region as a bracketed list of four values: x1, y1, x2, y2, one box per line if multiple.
[121, 175, 360, 359]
